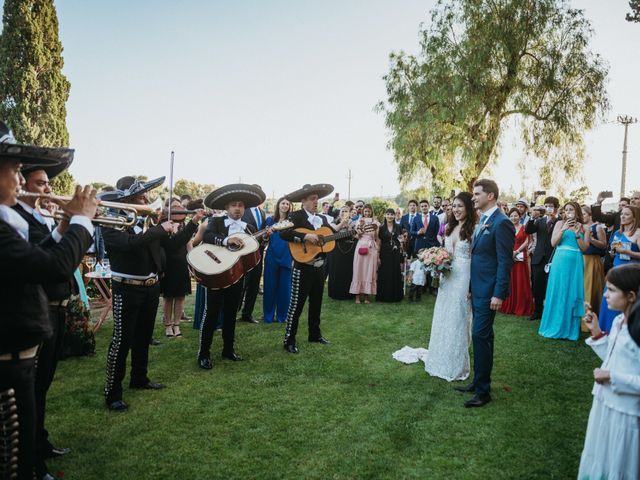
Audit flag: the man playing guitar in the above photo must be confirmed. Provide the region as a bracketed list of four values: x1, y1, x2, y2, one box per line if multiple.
[280, 183, 343, 354]
[197, 183, 266, 369]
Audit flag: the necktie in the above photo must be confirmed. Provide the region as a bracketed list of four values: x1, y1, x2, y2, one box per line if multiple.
[224, 218, 247, 234]
[423, 214, 429, 229]
[254, 208, 262, 229]
[474, 214, 487, 241]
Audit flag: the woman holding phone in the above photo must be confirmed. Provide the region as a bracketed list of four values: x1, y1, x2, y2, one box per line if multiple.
[539, 201, 591, 341]
[598, 206, 640, 332]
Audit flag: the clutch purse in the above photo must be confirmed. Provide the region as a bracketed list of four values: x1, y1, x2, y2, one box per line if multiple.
[358, 247, 369, 255]
[514, 252, 524, 262]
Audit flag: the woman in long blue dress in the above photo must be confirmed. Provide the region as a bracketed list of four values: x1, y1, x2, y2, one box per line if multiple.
[598, 206, 640, 332]
[263, 197, 293, 323]
[539, 202, 591, 341]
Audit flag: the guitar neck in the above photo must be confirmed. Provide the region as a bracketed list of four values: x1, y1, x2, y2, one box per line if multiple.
[323, 228, 353, 242]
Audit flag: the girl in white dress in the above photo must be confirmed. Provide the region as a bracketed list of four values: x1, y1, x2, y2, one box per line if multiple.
[424, 192, 477, 381]
[579, 263, 640, 480]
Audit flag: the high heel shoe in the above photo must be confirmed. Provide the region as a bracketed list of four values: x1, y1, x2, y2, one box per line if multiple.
[165, 326, 174, 338]
[172, 325, 183, 337]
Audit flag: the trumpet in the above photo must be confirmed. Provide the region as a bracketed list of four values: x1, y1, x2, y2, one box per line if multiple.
[17, 192, 163, 230]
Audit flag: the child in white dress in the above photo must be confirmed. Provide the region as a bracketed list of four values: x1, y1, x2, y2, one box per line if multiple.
[579, 263, 640, 480]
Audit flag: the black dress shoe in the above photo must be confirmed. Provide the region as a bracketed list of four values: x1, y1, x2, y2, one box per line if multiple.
[529, 314, 541, 321]
[199, 357, 213, 370]
[309, 336, 330, 345]
[239, 316, 259, 324]
[464, 394, 491, 408]
[130, 381, 166, 390]
[44, 446, 71, 458]
[453, 383, 475, 393]
[107, 400, 128, 412]
[284, 344, 299, 354]
[149, 338, 161, 346]
[221, 351, 243, 361]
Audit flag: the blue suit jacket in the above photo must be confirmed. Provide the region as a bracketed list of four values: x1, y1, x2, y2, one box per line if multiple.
[470, 209, 516, 301]
[410, 213, 440, 252]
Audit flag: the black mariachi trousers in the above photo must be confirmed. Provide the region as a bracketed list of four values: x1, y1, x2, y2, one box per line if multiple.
[104, 282, 160, 403]
[198, 280, 243, 360]
[0, 358, 36, 480]
[284, 263, 324, 346]
[34, 306, 65, 460]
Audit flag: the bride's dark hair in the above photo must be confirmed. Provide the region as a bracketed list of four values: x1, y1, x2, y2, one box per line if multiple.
[445, 192, 477, 242]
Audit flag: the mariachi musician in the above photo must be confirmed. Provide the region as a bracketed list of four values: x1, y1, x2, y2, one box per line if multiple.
[280, 183, 338, 354]
[100, 176, 202, 412]
[12, 154, 79, 475]
[197, 183, 266, 369]
[0, 121, 97, 480]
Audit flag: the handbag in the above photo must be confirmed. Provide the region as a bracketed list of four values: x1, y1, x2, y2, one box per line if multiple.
[543, 247, 557, 273]
[358, 246, 369, 256]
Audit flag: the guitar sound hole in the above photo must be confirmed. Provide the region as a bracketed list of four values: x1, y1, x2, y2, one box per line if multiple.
[227, 244, 242, 252]
[204, 250, 222, 264]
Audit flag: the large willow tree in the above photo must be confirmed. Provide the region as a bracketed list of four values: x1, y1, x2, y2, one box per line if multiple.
[378, 0, 609, 193]
[0, 0, 74, 194]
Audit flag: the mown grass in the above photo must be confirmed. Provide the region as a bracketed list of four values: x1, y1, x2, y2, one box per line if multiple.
[47, 292, 596, 479]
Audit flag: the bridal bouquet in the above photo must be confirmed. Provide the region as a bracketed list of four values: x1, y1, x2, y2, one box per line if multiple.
[419, 247, 453, 287]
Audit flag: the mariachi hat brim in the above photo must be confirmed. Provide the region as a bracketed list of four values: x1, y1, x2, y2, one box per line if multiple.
[97, 176, 166, 202]
[204, 184, 266, 210]
[0, 121, 74, 168]
[285, 183, 334, 203]
[21, 155, 73, 180]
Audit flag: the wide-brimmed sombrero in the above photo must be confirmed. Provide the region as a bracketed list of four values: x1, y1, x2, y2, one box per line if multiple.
[98, 176, 166, 202]
[0, 120, 74, 168]
[21, 155, 73, 180]
[204, 184, 266, 210]
[285, 183, 334, 203]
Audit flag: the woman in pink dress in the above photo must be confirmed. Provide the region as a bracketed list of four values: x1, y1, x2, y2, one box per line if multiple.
[350, 204, 380, 304]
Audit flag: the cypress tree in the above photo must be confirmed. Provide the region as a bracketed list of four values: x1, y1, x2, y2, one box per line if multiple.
[0, 0, 74, 194]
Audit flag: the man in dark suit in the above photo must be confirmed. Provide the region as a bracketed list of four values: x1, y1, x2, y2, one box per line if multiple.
[198, 184, 265, 368]
[280, 183, 337, 354]
[525, 196, 559, 321]
[0, 120, 97, 480]
[410, 200, 440, 252]
[239, 197, 267, 323]
[13, 161, 78, 473]
[456, 179, 515, 408]
[400, 199, 418, 257]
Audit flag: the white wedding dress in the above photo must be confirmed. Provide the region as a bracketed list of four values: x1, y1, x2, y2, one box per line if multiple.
[392, 235, 472, 382]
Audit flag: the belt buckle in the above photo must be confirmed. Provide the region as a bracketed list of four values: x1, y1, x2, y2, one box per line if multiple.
[144, 278, 156, 287]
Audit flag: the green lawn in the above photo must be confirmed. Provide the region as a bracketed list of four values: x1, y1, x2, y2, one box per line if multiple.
[47, 292, 596, 479]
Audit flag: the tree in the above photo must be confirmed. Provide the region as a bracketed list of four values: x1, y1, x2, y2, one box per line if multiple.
[0, 0, 73, 194]
[172, 179, 216, 200]
[627, 0, 640, 22]
[369, 197, 397, 221]
[378, 0, 609, 193]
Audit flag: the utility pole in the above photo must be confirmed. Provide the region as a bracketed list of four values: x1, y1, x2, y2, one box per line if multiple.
[347, 168, 352, 201]
[617, 115, 637, 197]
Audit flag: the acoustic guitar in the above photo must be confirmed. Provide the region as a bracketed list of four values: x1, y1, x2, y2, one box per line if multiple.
[288, 226, 355, 263]
[187, 220, 293, 289]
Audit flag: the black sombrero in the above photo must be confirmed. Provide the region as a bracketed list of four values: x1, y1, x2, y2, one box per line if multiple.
[0, 120, 74, 168]
[285, 183, 334, 203]
[21, 155, 73, 180]
[204, 184, 266, 210]
[98, 176, 166, 202]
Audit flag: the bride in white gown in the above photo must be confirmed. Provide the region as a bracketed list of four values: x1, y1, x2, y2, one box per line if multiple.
[393, 193, 476, 382]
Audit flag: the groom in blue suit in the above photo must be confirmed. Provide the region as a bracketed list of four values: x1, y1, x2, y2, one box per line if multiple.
[455, 179, 515, 408]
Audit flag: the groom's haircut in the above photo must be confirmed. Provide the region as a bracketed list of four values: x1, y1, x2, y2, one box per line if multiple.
[543, 196, 560, 209]
[473, 179, 499, 200]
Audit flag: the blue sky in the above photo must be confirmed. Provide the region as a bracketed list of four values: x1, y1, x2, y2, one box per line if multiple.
[1, 0, 639, 200]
